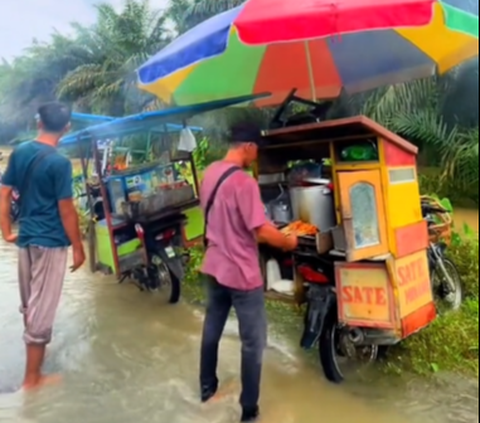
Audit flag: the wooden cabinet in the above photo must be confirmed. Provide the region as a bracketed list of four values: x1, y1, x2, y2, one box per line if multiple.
[337, 170, 389, 261]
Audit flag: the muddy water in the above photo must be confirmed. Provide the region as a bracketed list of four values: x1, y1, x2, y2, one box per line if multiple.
[0, 241, 478, 423]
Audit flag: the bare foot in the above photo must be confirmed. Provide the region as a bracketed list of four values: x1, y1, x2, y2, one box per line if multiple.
[22, 374, 62, 391]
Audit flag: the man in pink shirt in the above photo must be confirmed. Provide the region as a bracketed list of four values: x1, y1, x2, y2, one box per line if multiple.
[199, 122, 298, 422]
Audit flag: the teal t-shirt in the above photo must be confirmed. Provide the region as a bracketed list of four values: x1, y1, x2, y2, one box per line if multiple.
[2, 141, 73, 248]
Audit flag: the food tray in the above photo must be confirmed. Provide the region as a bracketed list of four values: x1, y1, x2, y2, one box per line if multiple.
[277, 223, 332, 255]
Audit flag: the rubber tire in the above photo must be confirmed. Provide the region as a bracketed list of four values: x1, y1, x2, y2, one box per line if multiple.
[168, 270, 181, 304]
[433, 257, 463, 313]
[318, 306, 344, 384]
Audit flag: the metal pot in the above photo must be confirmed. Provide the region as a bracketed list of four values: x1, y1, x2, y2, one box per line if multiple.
[290, 184, 336, 232]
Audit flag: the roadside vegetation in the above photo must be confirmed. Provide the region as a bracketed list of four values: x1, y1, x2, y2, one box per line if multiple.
[0, 0, 477, 377]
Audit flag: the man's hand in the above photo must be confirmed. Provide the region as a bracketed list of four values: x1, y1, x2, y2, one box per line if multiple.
[283, 233, 298, 251]
[70, 244, 86, 272]
[3, 232, 17, 243]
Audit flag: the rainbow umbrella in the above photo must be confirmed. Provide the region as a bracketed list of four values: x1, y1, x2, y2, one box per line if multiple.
[137, 0, 478, 106]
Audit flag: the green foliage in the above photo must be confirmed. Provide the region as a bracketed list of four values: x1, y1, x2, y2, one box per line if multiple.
[192, 136, 226, 170]
[390, 297, 478, 375]
[0, 0, 172, 144]
[177, 0, 244, 23]
[56, 0, 172, 115]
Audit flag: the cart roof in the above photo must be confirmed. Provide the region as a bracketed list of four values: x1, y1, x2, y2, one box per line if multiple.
[60, 121, 200, 145]
[71, 112, 115, 124]
[60, 93, 266, 146]
[261, 116, 418, 155]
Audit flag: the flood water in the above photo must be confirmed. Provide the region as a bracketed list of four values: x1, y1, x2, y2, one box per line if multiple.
[0, 240, 478, 423]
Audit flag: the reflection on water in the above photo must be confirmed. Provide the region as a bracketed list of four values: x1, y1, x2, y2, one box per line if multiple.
[0, 241, 477, 423]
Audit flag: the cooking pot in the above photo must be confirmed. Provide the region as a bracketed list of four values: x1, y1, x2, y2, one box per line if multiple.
[290, 183, 335, 232]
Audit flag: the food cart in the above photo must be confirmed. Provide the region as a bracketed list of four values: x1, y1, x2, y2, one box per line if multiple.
[255, 96, 441, 382]
[59, 95, 264, 304]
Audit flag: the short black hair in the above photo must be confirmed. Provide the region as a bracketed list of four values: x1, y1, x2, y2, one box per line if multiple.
[37, 101, 71, 133]
[229, 122, 263, 145]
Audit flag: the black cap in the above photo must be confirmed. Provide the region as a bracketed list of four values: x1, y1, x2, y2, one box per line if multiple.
[229, 122, 264, 146]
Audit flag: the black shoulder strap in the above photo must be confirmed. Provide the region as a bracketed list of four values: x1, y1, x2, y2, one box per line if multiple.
[18, 151, 54, 205]
[203, 166, 241, 248]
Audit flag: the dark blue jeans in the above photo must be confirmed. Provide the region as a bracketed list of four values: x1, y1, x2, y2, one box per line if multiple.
[200, 275, 267, 409]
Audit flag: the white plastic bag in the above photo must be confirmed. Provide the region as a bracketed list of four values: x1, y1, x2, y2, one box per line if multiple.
[266, 259, 281, 291]
[178, 127, 197, 152]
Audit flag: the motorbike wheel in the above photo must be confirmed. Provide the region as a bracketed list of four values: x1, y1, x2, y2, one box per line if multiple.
[168, 271, 181, 304]
[319, 307, 344, 383]
[318, 307, 380, 383]
[152, 261, 181, 304]
[432, 257, 463, 313]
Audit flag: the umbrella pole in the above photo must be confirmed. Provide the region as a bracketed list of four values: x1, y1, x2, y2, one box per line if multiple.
[304, 41, 317, 101]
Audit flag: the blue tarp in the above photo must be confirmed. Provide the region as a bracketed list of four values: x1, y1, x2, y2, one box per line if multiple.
[60, 94, 265, 146]
[71, 112, 114, 123]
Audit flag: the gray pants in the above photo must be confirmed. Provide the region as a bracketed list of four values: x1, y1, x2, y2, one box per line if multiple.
[200, 275, 267, 409]
[18, 246, 68, 345]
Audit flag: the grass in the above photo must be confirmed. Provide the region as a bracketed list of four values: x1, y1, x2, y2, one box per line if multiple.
[386, 236, 479, 376]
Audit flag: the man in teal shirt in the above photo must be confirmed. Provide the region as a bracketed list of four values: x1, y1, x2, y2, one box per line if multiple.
[0, 102, 85, 390]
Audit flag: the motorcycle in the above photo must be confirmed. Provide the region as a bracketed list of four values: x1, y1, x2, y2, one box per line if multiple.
[119, 215, 187, 304]
[421, 200, 463, 312]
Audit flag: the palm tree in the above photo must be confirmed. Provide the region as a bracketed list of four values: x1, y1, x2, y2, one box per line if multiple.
[56, 0, 172, 116]
[166, 0, 243, 34]
[185, 0, 243, 17]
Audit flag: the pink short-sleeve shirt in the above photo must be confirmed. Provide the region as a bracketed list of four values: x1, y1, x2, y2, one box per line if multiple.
[200, 161, 267, 291]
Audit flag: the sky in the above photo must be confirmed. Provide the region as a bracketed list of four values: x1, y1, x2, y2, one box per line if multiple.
[0, 0, 169, 61]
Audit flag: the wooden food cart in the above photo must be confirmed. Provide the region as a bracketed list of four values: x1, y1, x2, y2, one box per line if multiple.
[256, 113, 437, 382]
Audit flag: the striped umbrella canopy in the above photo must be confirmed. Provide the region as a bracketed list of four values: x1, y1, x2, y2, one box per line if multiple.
[137, 0, 479, 106]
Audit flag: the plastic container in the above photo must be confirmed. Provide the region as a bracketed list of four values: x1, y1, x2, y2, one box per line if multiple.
[266, 259, 281, 291]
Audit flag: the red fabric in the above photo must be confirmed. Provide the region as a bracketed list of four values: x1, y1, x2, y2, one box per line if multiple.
[235, 0, 435, 45]
[253, 40, 342, 103]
